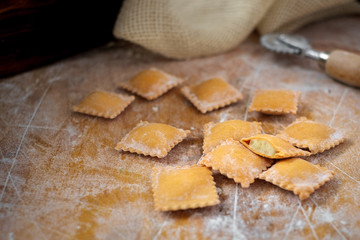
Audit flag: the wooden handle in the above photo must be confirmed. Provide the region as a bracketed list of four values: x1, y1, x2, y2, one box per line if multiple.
[325, 50, 360, 87]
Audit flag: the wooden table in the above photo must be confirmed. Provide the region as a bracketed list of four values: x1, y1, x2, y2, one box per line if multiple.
[1, 16, 359, 240]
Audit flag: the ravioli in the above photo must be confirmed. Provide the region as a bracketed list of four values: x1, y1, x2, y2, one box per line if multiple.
[72, 91, 135, 119]
[277, 117, 345, 154]
[199, 139, 272, 188]
[181, 77, 243, 113]
[249, 89, 301, 115]
[241, 134, 311, 159]
[259, 158, 334, 200]
[119, 68, 183, 100]
[203, 120, 262, 154]
[152, 165, 220, 211]
[115, 121, 190, 158]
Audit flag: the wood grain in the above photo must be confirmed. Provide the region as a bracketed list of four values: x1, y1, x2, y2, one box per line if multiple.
[325, 50, 360, 87]
[0, 16, 360, 240]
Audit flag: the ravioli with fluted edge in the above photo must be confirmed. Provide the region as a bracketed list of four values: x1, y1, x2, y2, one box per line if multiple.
[241, 134, 311, 159]
[277, 117, 344, 154]
[115, 121, 190, 158]
[203, 120, 262, 154]
[199, 139, 272, 188]
[181, 77, 243, 113]
[249, 89, 301, 115]
[152, 165, 220, 211]
[119, 68, 183, 100]
[72, 91, 135, 119]
[259, 158, 334, 200]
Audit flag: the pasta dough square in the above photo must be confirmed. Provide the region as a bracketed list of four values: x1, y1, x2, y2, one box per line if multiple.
[249, 89, 301, 115]
[152, 165, 220, 211]
[199, 139, 272, 188]
[181, 77, 243, 113]
[241, 134, 311, 159]
[259, 158, 334, 200]
[115, 121, 190, 158]
[119, 68, 183, 100]
[203, 120, 262, 154]
[72, 91, 135, 119]
[277, 117, 345, 154]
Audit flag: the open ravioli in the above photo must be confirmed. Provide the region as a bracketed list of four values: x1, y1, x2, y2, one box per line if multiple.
[241, 134, 311, 159]
[277, 117, 345, 154]
[115, 121, 190, 158]
[259, 158, 334, 200]
[119, 68, 183, 100]
[199, 139, 272, 188]
[152, 165, 220, 211]
[72, 91, 135, 119]
[203, 120, 262, 154]
[181, 77, 243, 113]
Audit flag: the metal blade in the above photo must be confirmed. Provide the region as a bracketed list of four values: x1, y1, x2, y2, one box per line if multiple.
[277, 34, 311, 51]
[260, 34, 301, 55]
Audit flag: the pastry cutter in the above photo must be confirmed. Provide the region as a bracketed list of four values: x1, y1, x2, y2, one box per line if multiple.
[260, 33, 360, 87]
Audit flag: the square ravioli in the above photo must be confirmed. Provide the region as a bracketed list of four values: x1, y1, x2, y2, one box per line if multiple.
[249, 89, 301, 115]
[115, 121, 190, 158]
[241, 134, 311, 159]
[181, 77, 243, 113]
[259, 158, 334, 200]
[199, 139, 272, 188]
[277, 117, 345, 154]
[203, 120, 262, 154]
[152, 165, 220, 211]
[118, 68, 183, 100]
[72, 91, 135, 119]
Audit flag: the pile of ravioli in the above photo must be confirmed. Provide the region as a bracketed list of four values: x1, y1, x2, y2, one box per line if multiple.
[73, 68, 344, 211]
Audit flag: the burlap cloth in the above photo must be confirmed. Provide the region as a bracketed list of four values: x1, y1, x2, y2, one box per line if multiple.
[113, 0, 360, 59]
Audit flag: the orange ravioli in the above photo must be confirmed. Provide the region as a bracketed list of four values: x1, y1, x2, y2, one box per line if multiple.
[203, 120, 262, 154]
[181, 77, 243, 113]
[199, 139, 272, 188]
[277, 117, 345, 154]
[241, 134, 311, 159]
[119, 68, 183, 100]
[72, 91, 135, 119]
[152, 165, 220, 211]
[115, 121, 190, 158]
[249, 89, 301, 115]
[259, 158, 334, 200]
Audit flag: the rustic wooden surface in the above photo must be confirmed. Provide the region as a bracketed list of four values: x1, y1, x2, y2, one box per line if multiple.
[1, 16, 360, 240]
